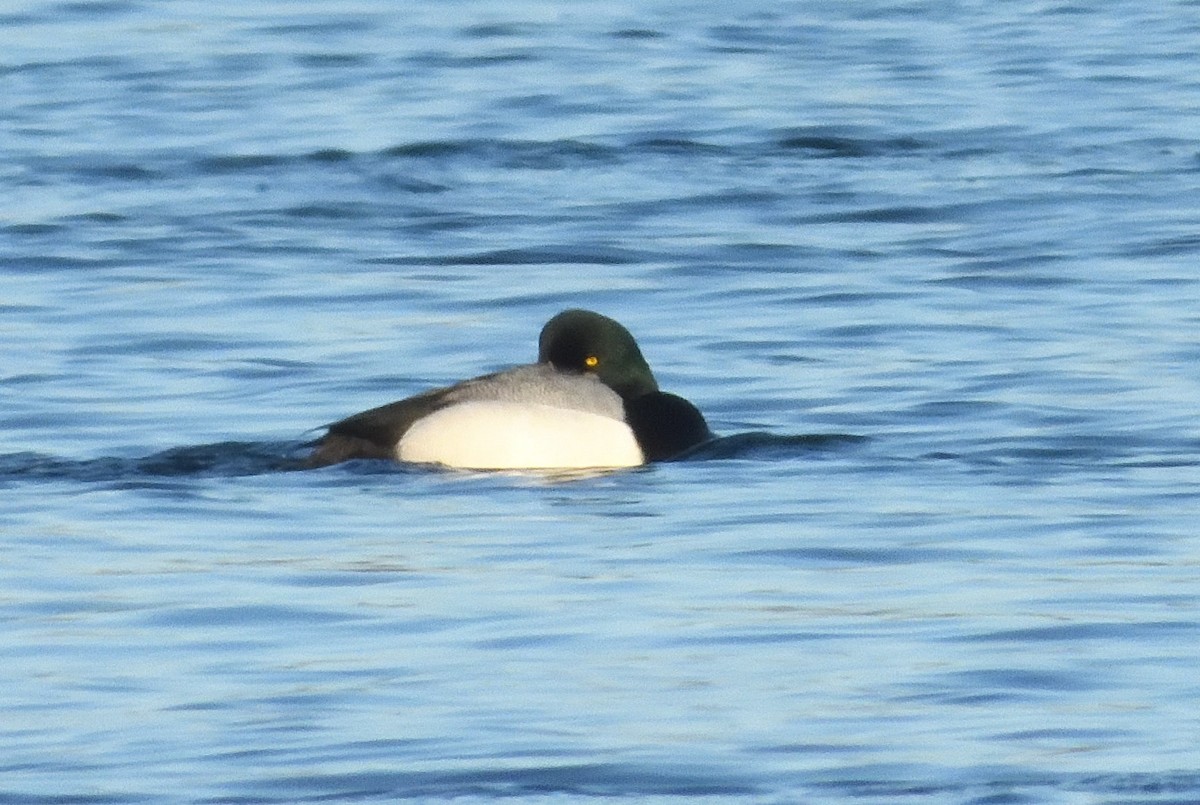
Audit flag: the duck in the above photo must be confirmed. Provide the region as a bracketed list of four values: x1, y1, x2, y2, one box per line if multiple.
[305, 309, 712, 470]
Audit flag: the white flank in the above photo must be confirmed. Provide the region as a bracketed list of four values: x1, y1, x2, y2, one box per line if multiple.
[396, 401, 644, 470]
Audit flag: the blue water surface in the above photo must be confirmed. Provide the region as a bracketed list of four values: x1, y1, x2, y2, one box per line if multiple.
[3, 1, 1200, 802]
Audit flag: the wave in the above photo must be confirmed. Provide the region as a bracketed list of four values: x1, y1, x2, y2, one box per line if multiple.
[0, 441, 307, 486]
[7, 429, 1193, 487]
[0, 433, 866, 485]
[14, 125, 1005, 192]
[229, 761, 758, 802]
[681, 431, 868, 461]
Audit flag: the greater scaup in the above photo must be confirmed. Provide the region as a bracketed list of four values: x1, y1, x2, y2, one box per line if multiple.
[306, 309, 712, 470]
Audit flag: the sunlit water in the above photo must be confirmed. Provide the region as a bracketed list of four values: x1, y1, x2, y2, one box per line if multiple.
[3, 1, 1200, 802]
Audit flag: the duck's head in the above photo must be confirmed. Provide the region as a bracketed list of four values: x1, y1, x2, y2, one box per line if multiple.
[537, 309, 659, 401]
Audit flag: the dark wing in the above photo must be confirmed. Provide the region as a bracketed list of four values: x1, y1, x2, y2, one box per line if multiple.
[305, 387, 450, 467]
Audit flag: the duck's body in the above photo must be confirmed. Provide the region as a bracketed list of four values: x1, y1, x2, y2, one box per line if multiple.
[306, 309, 711, 470]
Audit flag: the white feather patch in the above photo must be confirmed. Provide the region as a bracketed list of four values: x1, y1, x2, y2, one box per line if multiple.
[396, 401, 644, 470]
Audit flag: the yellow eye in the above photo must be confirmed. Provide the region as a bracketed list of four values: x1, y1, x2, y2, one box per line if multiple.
[584, 355, 599, 368]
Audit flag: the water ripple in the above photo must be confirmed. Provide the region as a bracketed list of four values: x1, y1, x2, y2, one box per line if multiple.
[218, 761, 760, 802]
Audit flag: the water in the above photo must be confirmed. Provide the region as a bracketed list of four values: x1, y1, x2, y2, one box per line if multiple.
[3, 0, 1200, 801]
